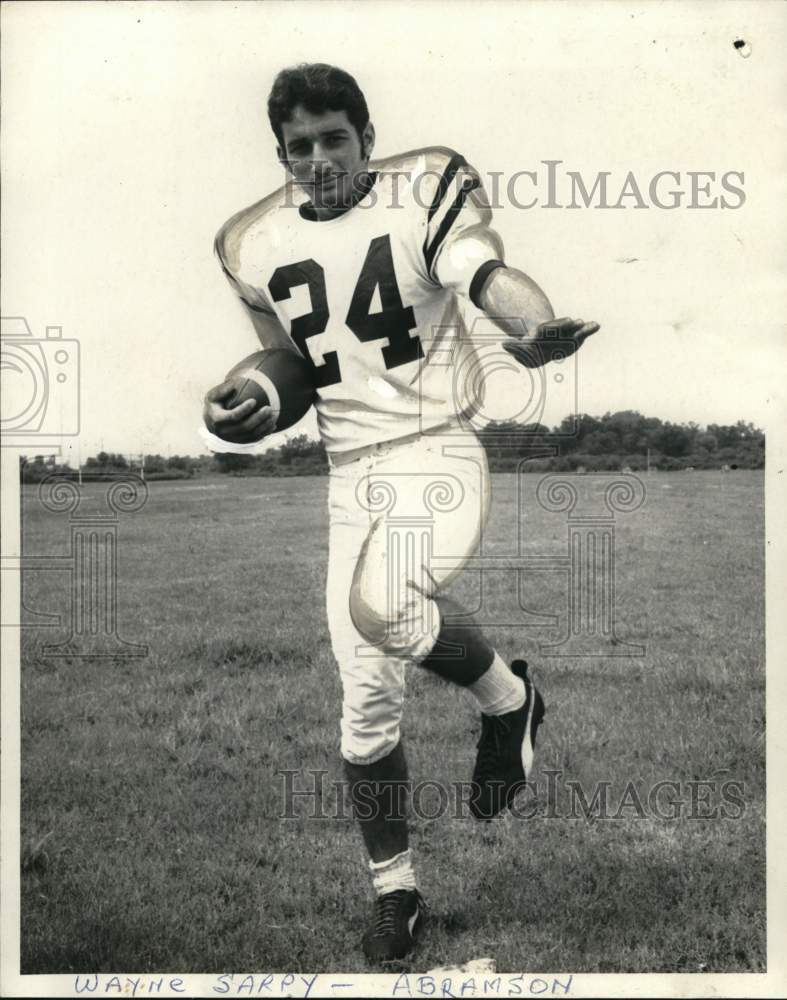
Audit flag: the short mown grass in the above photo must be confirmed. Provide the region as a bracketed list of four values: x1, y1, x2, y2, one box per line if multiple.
[19, 471, 765, 973]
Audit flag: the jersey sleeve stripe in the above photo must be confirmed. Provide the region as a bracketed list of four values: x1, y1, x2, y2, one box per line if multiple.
[426, 152, 468, 222]
[423, 176, 481, 276]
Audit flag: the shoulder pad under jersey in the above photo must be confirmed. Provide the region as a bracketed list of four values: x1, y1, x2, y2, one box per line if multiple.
[371, 146, 477, 207]
[214, 181, 299, 279]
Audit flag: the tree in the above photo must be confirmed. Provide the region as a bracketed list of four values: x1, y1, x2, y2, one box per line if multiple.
[695, 433, 718, 453]
[144, 454, 166, 473]
[583, 430, 620, 455]
[654, 423, 691, 457]
[605, 410, 648, 452]
[214, 453, 257, 474]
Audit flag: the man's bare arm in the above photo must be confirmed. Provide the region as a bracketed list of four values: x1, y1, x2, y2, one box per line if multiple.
[477, 265, 555, 334]
[477, 265, 599, 367]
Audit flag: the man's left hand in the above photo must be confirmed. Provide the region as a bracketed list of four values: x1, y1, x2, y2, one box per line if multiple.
[503, 317, 599, 369]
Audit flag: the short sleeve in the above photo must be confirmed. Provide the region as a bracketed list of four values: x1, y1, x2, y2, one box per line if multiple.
[421, 153, 506, 306]
[214, 230, 276, 319]
[213, 222, 293, 352]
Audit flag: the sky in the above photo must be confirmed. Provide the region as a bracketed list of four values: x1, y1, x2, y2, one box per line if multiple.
[2, 0, 786, 460]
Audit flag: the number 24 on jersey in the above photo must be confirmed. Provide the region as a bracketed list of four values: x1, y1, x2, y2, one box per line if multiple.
[268, 234, 424, 388]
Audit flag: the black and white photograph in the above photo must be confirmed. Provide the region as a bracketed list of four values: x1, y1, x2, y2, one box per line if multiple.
[1, 2, 785, 997]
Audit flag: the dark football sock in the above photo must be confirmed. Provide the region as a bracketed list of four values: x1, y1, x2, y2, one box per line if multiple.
[418, 595, 494, 686]
[343, 741, 410, 864]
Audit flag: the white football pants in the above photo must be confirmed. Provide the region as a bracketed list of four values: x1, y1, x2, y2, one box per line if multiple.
[326, 426, 491, 765]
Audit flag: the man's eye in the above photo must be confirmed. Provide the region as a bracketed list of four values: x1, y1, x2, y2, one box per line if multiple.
[325, 136, 345, 148]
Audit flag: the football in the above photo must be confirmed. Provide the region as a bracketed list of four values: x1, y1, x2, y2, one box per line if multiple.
[224, 347, 317, 432]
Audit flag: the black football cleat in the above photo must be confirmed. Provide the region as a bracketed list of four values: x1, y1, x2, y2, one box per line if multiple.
[362, 888, 427, 963]
[470, 660, 545, 820]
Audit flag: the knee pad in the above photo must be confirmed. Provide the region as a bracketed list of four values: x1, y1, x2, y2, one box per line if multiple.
[349, 518, 440, 659]
[349, 585, 439, 659]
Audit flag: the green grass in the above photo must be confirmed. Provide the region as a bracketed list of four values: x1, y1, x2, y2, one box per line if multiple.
[18, 471, 765, 973]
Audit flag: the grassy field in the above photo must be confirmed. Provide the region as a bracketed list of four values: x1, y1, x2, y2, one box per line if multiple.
[18, 470, 765, 974]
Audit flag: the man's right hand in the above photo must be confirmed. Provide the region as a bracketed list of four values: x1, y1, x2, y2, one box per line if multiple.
[202, 379, 277, 444]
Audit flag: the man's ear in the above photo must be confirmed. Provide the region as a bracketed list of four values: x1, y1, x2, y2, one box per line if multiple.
[277, 145, 292, 174]
[361, 122, 375, 162]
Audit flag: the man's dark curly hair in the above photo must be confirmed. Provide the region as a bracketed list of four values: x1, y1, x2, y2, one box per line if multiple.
[267, 63, 370, 150]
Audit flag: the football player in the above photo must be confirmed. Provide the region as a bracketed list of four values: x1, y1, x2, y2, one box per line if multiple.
[201, 63, 598, 963]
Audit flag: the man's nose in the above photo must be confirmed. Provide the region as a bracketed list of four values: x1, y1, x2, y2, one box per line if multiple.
[310, 145, 331, 173]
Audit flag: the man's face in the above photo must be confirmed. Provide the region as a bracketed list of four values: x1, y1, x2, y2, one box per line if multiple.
[278, 105, 374, 217]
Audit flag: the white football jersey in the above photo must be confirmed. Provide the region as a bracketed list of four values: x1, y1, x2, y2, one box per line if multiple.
[213, 147, 506, 456]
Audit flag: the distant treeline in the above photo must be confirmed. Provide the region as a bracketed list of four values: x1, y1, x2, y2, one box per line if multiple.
[480, 413, 764, 473]
[19, 452, 203, 483]
[19, 413, 764, 482]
